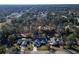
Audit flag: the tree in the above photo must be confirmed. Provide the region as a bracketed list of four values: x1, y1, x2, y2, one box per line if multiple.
[67, 32, 77, 48]
[0, 45, 6, 54]
[1, 23, 16, 35]
[8, 34, 17, 44]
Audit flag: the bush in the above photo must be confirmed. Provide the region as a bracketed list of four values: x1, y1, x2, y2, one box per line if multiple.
[14, 44, 20, 51]
[27, 43, 33, 51]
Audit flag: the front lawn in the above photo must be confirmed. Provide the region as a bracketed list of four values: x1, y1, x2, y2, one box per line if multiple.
[37, 45, 49, 51]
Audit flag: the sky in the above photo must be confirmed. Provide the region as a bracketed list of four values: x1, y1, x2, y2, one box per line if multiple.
[0, 0, 79, 4]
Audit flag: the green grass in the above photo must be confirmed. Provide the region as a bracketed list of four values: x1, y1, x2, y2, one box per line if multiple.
[64, 45, 70, 49]
[37, 45, 49, 51]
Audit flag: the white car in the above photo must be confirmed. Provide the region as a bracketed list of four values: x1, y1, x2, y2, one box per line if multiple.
[49, 37, 56, 45]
